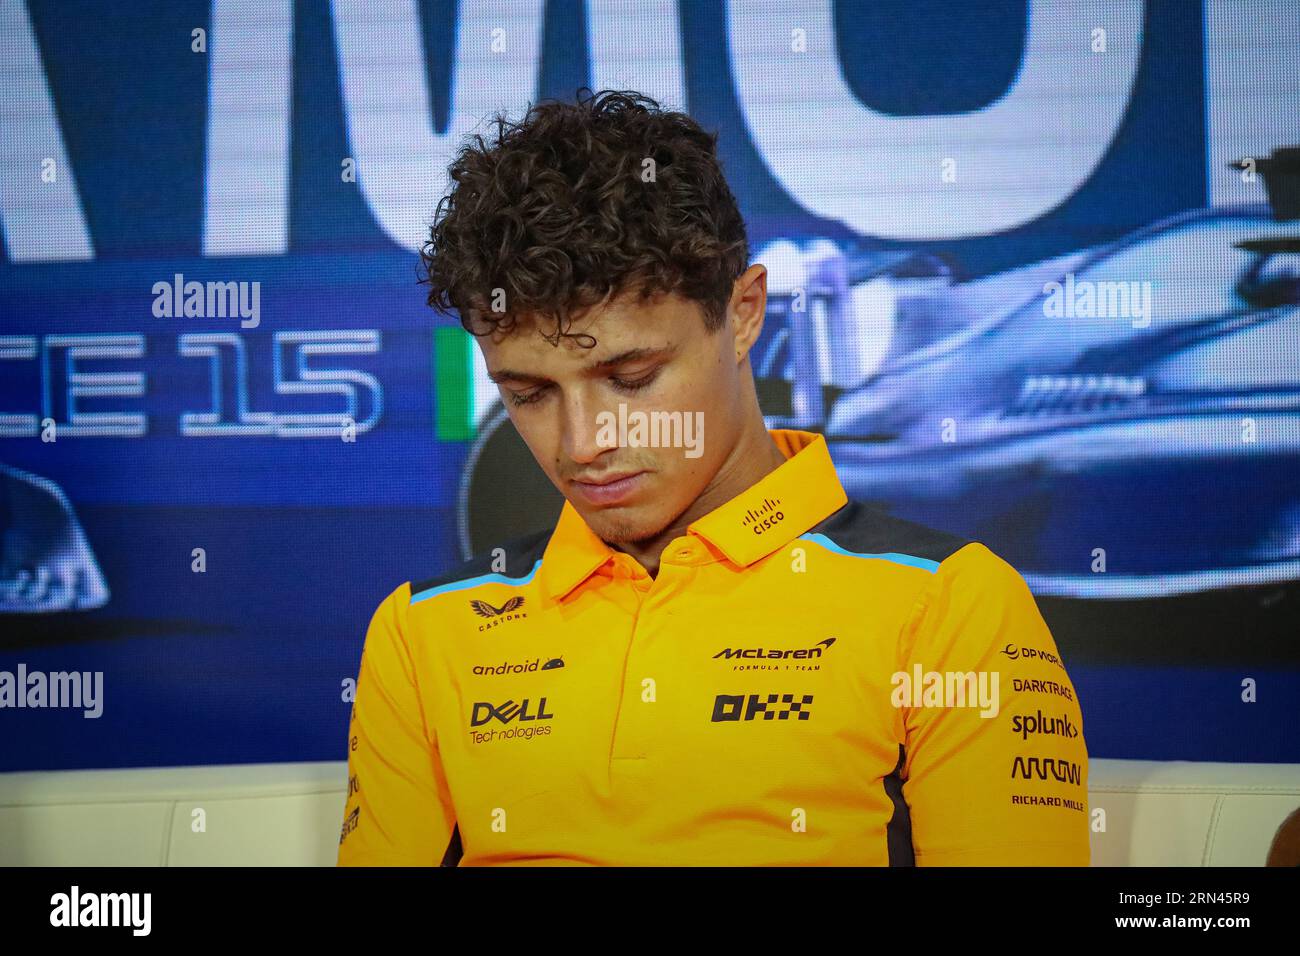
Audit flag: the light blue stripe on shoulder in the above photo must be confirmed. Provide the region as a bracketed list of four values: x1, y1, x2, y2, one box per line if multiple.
[409, 558, 543, 605]
[798, 532, 941, 573]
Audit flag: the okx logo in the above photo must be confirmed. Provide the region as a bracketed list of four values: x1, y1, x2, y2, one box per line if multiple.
[712, 692, 812, 722]
[470, 698, 554, 726]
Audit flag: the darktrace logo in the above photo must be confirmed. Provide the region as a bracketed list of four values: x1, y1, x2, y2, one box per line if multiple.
[741, 496, 784, 535]
[1010, 709, 1079, 740]
[1010, 754, 1083, 786]
[713, 637, 834, 671]
[470, 596, 526, 632]
[472, 656, 564, 676]
[999, 643, 1067, 671]
[712, 692, 813, 722]
[1012, 677, 1075, 701]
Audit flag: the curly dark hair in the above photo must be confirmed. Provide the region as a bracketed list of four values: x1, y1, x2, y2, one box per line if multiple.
[418, 88, 750, 347]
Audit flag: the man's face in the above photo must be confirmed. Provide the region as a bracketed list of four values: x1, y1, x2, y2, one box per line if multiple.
[478, 290, 750, 545]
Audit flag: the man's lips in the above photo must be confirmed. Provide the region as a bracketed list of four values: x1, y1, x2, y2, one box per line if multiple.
[570, 470, 648, 505]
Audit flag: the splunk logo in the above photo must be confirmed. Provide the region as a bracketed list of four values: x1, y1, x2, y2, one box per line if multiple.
[1010, 709, 1079, 741]
[741, 496, 784, 535]
[712, 692, 813, 722]
[152, 272, 260, 328]
[470, 698, 554, 726]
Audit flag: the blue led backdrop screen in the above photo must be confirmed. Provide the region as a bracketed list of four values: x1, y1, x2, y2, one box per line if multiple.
[1, 0, 1298, 769]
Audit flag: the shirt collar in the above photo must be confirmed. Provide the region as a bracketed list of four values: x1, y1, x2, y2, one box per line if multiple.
[536, 429, 847, 602]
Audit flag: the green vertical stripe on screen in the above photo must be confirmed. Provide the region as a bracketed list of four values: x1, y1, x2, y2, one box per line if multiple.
[434, 326, 474, 441]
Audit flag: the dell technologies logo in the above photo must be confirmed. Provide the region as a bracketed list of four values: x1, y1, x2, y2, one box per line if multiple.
[470, 698, 554, 726]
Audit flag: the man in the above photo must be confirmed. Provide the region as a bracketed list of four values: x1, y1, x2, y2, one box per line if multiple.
[337, 89, 1089, 866]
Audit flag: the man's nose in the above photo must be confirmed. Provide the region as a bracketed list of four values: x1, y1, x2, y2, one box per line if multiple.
[560, 388, 613, 465]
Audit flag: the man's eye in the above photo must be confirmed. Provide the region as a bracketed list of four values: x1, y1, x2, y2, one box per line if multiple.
[508, 386, 549, 407]
[610, 370, 660, 393]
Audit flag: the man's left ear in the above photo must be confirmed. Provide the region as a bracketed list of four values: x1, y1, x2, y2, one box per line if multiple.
[730, 264, 768, 355]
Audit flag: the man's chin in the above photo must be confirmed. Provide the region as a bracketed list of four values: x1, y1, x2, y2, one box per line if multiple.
[576, 504, 666, 545]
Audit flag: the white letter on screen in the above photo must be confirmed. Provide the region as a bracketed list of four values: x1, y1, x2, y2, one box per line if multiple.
[728, 0, 1143, 239]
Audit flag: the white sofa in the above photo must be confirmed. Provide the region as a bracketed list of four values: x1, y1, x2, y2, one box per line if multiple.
[0, 759, 1296, 866]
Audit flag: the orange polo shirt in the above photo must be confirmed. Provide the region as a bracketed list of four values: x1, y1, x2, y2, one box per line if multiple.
[338, 428, 1090, 866]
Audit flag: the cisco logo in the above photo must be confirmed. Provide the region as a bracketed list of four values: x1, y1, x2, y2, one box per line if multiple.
[741, 497, 784, 535]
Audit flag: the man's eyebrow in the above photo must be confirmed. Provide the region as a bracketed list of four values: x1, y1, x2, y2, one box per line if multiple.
[486, 345, 675, 384]
[582, 345, 677, 373]
[486, 368, 538, 384]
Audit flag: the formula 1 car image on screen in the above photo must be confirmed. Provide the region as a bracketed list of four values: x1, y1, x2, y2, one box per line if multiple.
[457, 149, 1300, 601]
[0, 464, 110, 613]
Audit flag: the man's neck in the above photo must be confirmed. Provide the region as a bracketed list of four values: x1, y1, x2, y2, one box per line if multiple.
[610, 421, 788, 578]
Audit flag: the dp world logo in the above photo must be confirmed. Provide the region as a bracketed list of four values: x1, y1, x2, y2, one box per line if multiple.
[999, 643, 1066, 671]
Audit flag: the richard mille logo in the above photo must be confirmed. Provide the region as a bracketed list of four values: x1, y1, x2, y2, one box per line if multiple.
[712, 637, 835, 671]
[470, 596, 527, 631]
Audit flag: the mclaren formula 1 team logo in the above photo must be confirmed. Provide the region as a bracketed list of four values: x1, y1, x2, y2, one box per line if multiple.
[713, 637, 835, 671]
[470, 596, 527, 631]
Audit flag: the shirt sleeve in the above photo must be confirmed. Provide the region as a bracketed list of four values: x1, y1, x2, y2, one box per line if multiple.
[897, 542, 1090, 866]
[337, 583, 459, 866]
